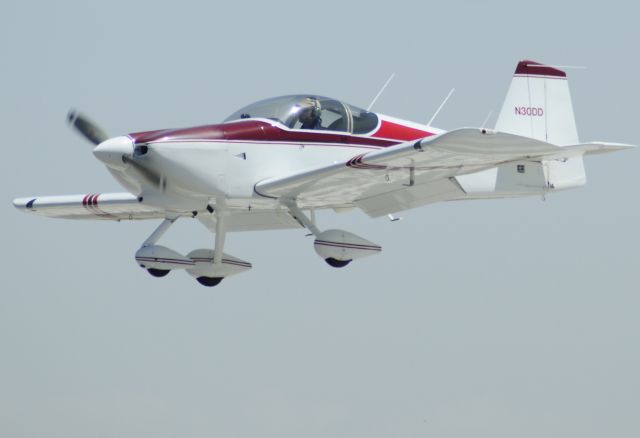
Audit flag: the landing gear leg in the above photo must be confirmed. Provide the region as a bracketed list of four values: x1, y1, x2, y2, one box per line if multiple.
[286, 201, 353, 268]
[142, 217, 176, 247]
[286, 202, 321, 237]
[213, 207, 226, 265]
[195, 202, 226, 287]
[140, 217, 178, 278]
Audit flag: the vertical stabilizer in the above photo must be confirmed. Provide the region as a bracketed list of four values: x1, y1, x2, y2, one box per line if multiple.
[495, 60, 579, 146]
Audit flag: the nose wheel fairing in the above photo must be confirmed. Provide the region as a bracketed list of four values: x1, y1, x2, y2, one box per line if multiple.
[133, 199, 382, 286]
[134, 215, 252, 287]
[185, 249, 252, 279]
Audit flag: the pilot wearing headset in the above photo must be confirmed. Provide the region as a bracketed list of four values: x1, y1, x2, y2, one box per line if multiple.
[298, 97, 322, 130]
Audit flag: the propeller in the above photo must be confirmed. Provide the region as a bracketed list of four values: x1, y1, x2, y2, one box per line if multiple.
[122, 154, 163, 188]
[68, 109, 164, 190]
[67, 110, 109, 145]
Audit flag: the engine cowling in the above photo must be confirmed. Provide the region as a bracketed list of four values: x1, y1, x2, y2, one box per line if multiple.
[313, 229, 382, 267]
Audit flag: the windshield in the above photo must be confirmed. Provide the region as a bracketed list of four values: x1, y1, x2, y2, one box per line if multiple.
[224, 95, 379, 134]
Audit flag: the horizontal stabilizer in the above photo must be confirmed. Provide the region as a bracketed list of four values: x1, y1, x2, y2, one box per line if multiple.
[561, 142, 635, 156]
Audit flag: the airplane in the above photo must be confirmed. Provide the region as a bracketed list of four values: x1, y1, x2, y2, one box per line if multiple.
[13, 60, 634, 287]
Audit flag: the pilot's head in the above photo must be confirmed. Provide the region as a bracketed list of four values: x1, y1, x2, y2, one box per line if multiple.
[298, 97, 321, 126]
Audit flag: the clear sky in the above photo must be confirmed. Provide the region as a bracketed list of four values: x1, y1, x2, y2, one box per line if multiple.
[1, 1, 638, 437]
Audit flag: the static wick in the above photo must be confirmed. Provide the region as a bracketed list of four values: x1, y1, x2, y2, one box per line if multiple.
[527, 64, 588, 70]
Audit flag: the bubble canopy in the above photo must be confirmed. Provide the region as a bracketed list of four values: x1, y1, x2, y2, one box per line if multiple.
[224, 95, 379, 134]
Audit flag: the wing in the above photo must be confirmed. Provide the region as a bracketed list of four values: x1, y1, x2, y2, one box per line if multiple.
[13, 192, 302, 231]
[255, 128, 632, 217]
[13, 192, 169, 220]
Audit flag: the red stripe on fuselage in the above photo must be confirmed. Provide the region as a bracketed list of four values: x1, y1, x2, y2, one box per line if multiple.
[372, 120, 434, 141]
[129, 120, 421, 148]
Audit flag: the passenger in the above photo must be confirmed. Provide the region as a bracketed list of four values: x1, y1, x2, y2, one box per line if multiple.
[298, 97, 322, 129]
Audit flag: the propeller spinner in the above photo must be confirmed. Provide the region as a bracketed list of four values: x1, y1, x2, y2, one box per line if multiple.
[67, 109, 162, 189]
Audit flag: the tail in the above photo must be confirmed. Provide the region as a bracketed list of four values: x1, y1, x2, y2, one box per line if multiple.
[495, 60, 578, 146]
[495, 60, 585, 190]
[456, 60, 632, 196]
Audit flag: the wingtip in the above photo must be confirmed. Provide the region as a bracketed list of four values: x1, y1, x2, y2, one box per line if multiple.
[12, 197, 34, 210]
[565, 142, 636, 157]
[594, 142, 636, 151]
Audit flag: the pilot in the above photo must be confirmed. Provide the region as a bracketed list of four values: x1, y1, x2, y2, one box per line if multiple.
[298, 97, 322, 129]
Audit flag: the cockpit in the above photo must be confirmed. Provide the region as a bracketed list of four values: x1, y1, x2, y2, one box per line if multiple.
[224, 95, 379, 134]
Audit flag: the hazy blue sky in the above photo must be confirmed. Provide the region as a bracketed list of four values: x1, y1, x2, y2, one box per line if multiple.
[1, 1, 638, 437]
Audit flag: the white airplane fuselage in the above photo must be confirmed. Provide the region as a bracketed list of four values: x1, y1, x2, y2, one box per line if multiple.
[101, 115, 446, 212]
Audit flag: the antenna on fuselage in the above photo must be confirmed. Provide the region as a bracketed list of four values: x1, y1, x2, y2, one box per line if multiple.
[426, 88, 455, 127]
[480, 110, 493, 129]
[367, 72, 396, 111]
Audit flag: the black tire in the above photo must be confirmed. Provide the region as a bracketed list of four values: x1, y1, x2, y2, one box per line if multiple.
[325, 257, 352, 268]
[196, 276, 224, 287]
[148, 268, 170, 277]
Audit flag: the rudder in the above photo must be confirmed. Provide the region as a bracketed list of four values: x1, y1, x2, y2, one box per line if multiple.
[495, 60, 579, 146]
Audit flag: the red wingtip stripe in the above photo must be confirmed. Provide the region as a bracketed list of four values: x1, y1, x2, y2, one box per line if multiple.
[81, 194, 111, 217]
[515, 60, 566, 78]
